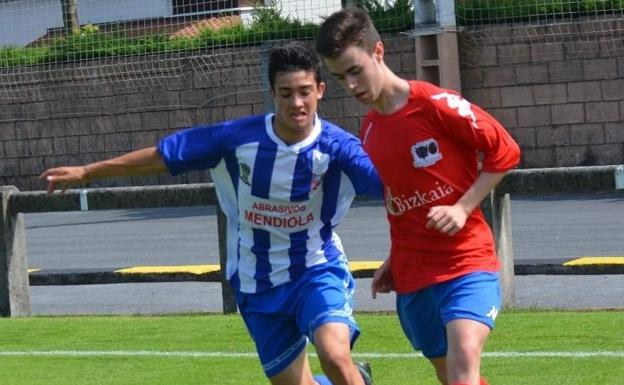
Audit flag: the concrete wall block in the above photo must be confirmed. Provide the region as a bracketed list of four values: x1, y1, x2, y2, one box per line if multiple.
[501, 86, 534, 107]
[583, 58, 618, 81]
[531, 43, 564, 63]
[198, 106, 225, 124]
[518, 106, 551, 127]
[343, 99, 368, 118]
[30, 138, 54, 156]
[116, 113, 142, 133]
[536, 125, 570, 147]
[533, 84, 567, 105]
[549, 61, 584, 83]
[0, 159, 19, 177]
[87, 83, 114, 98]
[588, 143, 624, 165]
[79, 135, 106, 153]
[0, 142, 4, 159]
[53, 136, 80, 155]
[23, 102, 50, 121]
[15, 122, 40, 140]
[509, 127, 536, 148]
[169, 109, 197, 129]
[5, 141, 31, 158]
[488, 108, 518, 129]
[483, 67, 516, 87]
[104, 132, 133, 152]
[460, 68, 484, 89]
[0, 123, 16, 140]
[127, 93, 156, 111]
[19, 157, 44, 175]
[618, 57, 624, 78]
[224, 105, 253, 121]
[153, 92, 181, 109]
[463, 88, 501, 109]
[551, 103, 585, 124]
[567, 81, 602, 102]
[564, 41, 601, 60]
[520, 147, 554, 168]
[91, 116, 117, 134]
[601, 79, 624, 100]
[515, 64, 548, 85]
[141, 111, 170, 131]
[400, 52, 417, 73]
[498, 44, 531, 65]
[97, 96, 126, 115]
[131, 131, 161, 149]
[585, 101, 619, 123]
[570, 123, 605, 145]
[383, 52, 402, 74]
[236, 89, 266, 105]
[605, 122, 624, 142]
[0, 104, 25, 121]
[555, 145, 592, 167]
[65, 117, 91, 136]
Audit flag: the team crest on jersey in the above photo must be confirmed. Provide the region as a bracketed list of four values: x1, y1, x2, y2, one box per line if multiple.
[311, 150, 330, 191]
[239, 162, 251, 186]
[411, 138, 442, 168]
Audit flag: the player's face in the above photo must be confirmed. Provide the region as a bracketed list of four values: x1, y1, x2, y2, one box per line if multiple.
[323, 42, 385, 106]
[271, 70, 325, 144]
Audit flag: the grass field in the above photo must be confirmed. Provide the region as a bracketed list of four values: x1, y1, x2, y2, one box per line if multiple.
[0, 310, 623, 385]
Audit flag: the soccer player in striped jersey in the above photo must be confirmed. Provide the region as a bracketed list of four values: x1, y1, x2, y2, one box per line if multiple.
[40, 42, 379, 385]
[317, 8, 521, 385]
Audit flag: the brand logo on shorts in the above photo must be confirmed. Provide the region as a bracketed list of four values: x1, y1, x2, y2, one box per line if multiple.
[411, 138, 442, 168]
[486, 305, 499, 321]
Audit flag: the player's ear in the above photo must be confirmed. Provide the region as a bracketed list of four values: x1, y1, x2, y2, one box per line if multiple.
[373, 41, 384, 62]
[317, 81, 326, 100]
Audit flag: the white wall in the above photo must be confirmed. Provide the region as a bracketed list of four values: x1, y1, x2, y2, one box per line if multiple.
[276, 0, 342, 23]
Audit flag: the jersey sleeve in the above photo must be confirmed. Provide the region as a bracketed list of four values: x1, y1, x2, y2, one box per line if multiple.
[425, 84, 521, 172]
[336, 131, 384, 199]
[157, 123, 227, 175]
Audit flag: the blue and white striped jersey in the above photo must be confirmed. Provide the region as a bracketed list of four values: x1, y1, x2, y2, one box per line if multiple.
[158, 114, 382, 293]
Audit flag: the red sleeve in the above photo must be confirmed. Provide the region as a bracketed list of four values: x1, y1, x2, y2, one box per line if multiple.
[421, 82, 521, 172]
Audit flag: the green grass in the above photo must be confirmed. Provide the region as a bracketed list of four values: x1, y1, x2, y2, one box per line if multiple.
[0, 310, 623, 384]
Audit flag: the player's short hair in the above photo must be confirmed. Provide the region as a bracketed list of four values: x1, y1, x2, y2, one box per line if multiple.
[268, 41, 323, 90]
[316, 7, 381, 59]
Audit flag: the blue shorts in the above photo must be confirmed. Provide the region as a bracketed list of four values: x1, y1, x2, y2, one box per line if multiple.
[396, 271, 501, 359]
[236, 256, 360, 378]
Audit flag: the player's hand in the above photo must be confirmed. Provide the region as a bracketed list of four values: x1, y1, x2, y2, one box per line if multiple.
[371, 259, 394, 299]
[39, 166, 89, 194]
[425, 204, 468, 236]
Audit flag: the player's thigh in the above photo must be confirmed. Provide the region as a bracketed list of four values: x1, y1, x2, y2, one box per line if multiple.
[238, 292, 309, 379]
[269, 348, 316, 385]
[396, 288, 448, 359]
[297, 258, 360, 347]
[313, 322, 353, 363]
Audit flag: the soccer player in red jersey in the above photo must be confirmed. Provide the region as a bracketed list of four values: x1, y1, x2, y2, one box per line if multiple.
[317, 8, 521, 385]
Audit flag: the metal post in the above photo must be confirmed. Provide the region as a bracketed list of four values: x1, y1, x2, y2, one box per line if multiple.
[490, 190, 516, 309]
[0, 186, 31, 317]
[217, 204, 237, 314]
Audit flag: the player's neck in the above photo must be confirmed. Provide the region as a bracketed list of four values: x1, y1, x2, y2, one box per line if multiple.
[272, 117, 314, 146]
[370, 72, 410, 115]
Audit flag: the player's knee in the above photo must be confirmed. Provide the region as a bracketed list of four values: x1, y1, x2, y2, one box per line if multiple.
[317, 347, 353, 374]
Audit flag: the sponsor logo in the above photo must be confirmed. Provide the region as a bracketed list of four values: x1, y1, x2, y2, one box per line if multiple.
[486, 306, 499, 321]
[239, 162, 251, 186]
[411, 138, 442, 168]
[385, 182, 455, 216]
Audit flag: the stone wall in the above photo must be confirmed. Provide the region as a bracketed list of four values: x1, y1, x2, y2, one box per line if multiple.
[459, 18, 624, 169]
[1, 18, 624, 191]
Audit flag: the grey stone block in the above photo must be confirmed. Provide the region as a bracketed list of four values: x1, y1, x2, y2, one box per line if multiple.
[605, 122, 624, 142]
[550, 61, 584, 83]
[116, 113, 142, 133]
[19, 157, 45, 175]
[141, 111, 170, 131]
[53, 136, 80, 155]
[536, 125, 570, 147]
[519, 147, 554, 168]
[483, 66, 516, 87]
[79, 135, 106, 153]
[15, 122, 40, 140]
[169, 109, 197, 129]
[583, 59, 618, 81]
[533, 84, 567, 105]
[567, 82, 602, 102]
[570, 123, 605, 145]
[0, 159, 20, 177]
[223, 105, 252, 121]
[555, 145, 591, 167]
[501, 86, 534, 107]
[601, 79, 624, 100]
[488, 108, 518, 129]
[551, 104, 585, 124]
[0, 123, 16, 140]
[464, 88, 501, 108]
[104, 133, 133, 152]
[515, 64, 549, 85]
[518, 106, 551, 127]
[509, 127, 536, 148]
[588, 143, 624, 165]
[585, 101, 620, 123]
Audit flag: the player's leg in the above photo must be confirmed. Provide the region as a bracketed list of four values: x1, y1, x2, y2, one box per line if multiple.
[299, 257, 371, 385]
[438, 272, 501, 385]
[237, 287, 316, 385]
[396, 288, 449, 384]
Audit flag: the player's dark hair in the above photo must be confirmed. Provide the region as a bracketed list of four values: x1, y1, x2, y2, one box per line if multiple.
[268, 41, 323, 90]
[316, 7, 381, 59]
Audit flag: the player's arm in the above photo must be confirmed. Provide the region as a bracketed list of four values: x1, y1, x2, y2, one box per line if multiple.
[337, 133, 384, 199]
[425, 171, 506, 235]
[40, 147, 167, 193]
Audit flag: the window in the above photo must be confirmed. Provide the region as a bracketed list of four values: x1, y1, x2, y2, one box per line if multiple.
[172, 0, 238, 15]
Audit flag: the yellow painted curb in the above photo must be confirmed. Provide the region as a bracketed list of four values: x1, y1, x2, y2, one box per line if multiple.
[349, 261, 383, 271]
[28, 268, 41, 273]
[564, 257, 624, 266]
[116, 265, 220, 275]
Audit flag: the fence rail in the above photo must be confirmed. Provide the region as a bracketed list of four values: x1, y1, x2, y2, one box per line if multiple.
[1, 165, 623, 317]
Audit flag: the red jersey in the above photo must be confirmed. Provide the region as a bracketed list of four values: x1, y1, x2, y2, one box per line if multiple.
[361, 81, 521, 294]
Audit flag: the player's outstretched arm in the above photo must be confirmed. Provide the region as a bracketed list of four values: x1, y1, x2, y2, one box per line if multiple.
[40, 147, 168, 193]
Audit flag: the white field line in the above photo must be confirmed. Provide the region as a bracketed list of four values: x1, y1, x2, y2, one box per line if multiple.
[0, 350, 623, 359]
